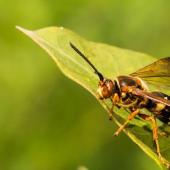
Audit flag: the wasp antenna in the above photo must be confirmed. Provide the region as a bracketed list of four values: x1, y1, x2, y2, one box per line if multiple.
[69, 42, 104, 81]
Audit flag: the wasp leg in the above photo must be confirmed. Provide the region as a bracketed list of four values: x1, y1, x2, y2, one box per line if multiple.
[112, 93, 119, 104]
[108, 93, 120, 120]
[108, 104, 114, 120]
[158, 131, 169, 138]
[114, 109, 140, 136]
[158, 124, 170, 137]
[138, 114, 161, 156]
[138, 114, 170, 168]
[102, 100, 114, 120]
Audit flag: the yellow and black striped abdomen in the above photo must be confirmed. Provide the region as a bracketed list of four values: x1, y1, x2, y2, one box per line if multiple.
[146, 92, 170, 124]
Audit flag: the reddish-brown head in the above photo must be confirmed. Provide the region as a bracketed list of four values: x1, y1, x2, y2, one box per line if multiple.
[97, 79, 115, 99]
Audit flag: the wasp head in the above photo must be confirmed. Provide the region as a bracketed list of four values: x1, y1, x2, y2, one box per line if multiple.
[97, 79, 114, 99]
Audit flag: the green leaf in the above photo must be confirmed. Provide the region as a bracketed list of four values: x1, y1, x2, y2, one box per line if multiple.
[16, 26, 170, 169]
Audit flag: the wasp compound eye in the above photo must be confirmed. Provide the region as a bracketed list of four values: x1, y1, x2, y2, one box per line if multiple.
[105, 80, 114, 92]
[97, 79, 114, 99]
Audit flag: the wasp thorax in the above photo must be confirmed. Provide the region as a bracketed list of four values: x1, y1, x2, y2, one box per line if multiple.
[97, 79, 114, 99]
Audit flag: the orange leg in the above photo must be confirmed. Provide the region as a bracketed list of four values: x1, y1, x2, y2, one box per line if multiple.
[112, 93, 119, 104]
[140, 115, 161, 156]
[108, 93, 120, 120]
[108, 104, 114, 120]
[102, 100, 114, 120]
[138, 114, 170, 168]
[114, 109, 140, 136]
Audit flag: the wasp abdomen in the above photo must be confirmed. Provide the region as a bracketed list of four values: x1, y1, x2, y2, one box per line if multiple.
[147, 92, 170, 124]
[156, 108, 170, 124]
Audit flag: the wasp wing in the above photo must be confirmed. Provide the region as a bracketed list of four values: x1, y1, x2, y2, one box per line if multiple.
[131, 88, 170, 107]
[130, 57, 170, 92]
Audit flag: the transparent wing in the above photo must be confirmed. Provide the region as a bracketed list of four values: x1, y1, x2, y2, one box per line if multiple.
[130, 57, 170, 92]
[131, 88, 170, 107]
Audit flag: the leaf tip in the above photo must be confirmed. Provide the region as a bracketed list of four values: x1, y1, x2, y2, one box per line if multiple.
[16, 25, 26, 32]
[15, 26, 33, 37]
[15, 25, 21, 30]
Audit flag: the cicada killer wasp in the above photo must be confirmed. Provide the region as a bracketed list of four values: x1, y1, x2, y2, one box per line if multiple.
[70, 42, 170, 167]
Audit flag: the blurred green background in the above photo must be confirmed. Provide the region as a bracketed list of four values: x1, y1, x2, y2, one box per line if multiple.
[1, 0, 170, 169]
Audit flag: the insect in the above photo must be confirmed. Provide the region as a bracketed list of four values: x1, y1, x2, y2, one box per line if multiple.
[70, 42, 170, 166]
